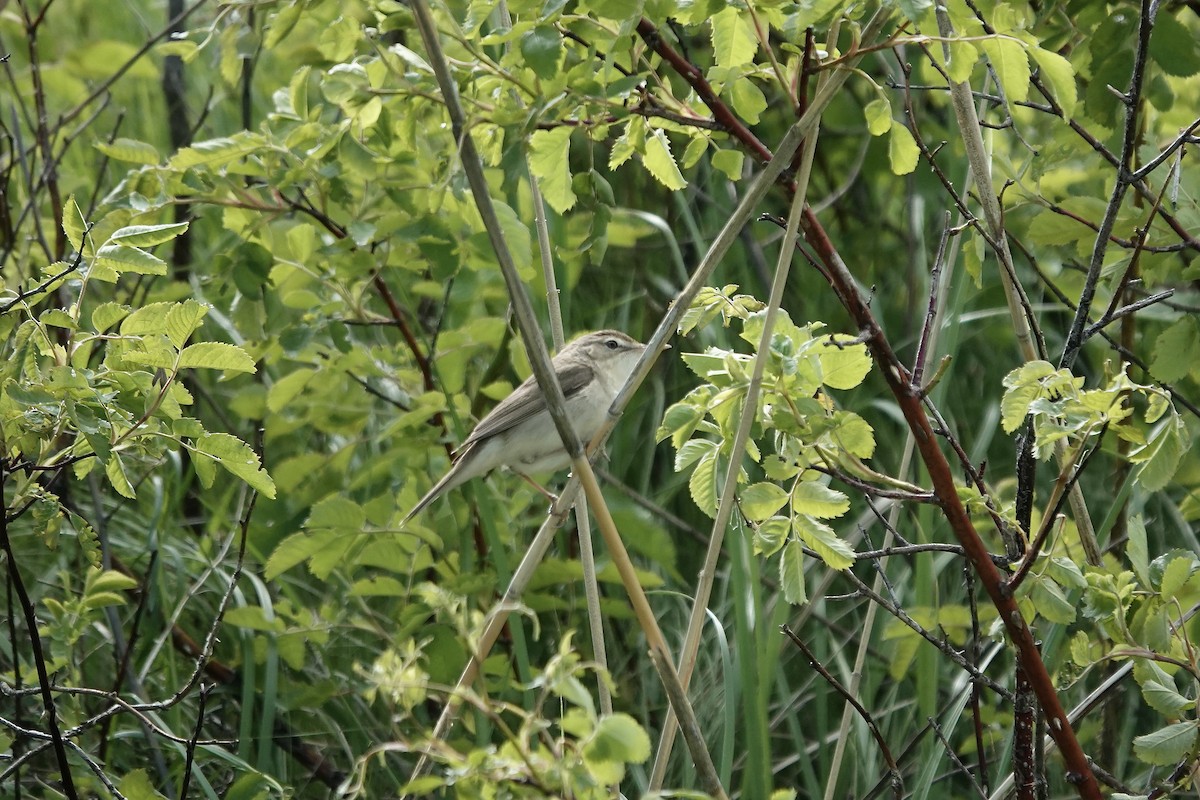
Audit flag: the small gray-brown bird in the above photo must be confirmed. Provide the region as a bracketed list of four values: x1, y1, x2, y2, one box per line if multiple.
[402, 330, 649, 523]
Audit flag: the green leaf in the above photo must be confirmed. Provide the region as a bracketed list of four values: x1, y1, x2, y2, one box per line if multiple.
[268, 367, 316, 413]
[728, 78, 767, 124]
[1142, 678, 1192, 715]
[740, 482, 789, 522]
[642, 128, 687, 190]
[121, 302, 173, 336]
[779, 539, 807, 604]
[943, 39, 979, 84]
[178, 343, 257, 373]
[794, 515, 855, 570]
[1133, 414, 1185, 492]
[1029, 46, 1077, 118]
[91, 302, 129, 334]
[791, 481, 849, 519]
[980, 37, 1031, 103]
[119, 769, 168, 800]
[109, 222, 189, 248]
[887, 124, 919, 176]
[864, 97, 892, 136]
[95, 137, 161, 165]
[688, 448, 720, 517]
[831, 411, 876, 458]
[584, 713, 651, 764]
[491, 200, 533, 277]
[753, 516, 789, 557]
[1030, 577, 1076, 624]
[1000, 360, 1059, 433]
[1128, 516, 1151, 587]
[306, 495, 367, 531]
[62, 195, 86, 252]
[818, 337, 872, 390]
[1159, 555, 1196, 600]
[193, 433, 276, 498]
[1149, 12, 1200, 77]
[520, 25, 562, 80]
[1133, 720, 1199, 766]
[170, 134, 262, 168]
[528, 127, 576, 214]
[1151, 317, 1199, 383]
[106, 454, 136, 499]
[164, 300, 208, 349]
[710, 6, 757, 68]
[711, 148, 744, 181]
[95, 245, 167, 276]
[265, 531, 341, 580]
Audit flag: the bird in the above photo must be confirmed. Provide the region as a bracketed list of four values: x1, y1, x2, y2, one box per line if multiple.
[401, 330, 650, 523]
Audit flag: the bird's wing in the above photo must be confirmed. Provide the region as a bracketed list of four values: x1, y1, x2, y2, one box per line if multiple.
[458, 362, 594, 450]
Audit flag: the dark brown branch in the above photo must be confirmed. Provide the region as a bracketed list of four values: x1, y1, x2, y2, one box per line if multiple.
[783, 625, 903, 799]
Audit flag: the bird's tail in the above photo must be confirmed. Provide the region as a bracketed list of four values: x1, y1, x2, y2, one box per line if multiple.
[400, 459, 469, 526]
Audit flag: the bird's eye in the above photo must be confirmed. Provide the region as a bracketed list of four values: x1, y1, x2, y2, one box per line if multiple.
[605, 339, 619, 350]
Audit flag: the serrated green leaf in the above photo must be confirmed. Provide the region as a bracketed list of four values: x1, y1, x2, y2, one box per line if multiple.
[170, 135, 262, 168]
[1149, 13, 1200, 77]
[740, 482, 789, 522]
[306, 495, 367, 531]
[584, 713, 651, 764]
[818, 338, 872, 390]
[122, 302, 174, 335]
[1030, 577, 1076, 624]
[689, 448, 720, 517]
[944, 39, 978, 84]
[264, 531, 340, 580]
[529, 127, 576, 214]
[1160, 555, 1196, 600]
[178, 342, 256, 373]
[119, 768, 168, 800]
[728, 77, 767, 124]
[63, 195, 86, 252]
[95, 137, 161, 165]
[40, 309, 77, 329]
[794, 515, 855, 570]
[642, 128, 687, 190]
[163, 308, 204, 356]
[1151, 317, 1199, 384]
[91, 302, 129, 334]
[194, 433, 276, 498]
[268, 368, 316, 413]
[1029, 46, 1077, 118]
[106, 454, 135, 499]
[109, 222, 189, 248]
[831, 411, 876, 458]
[1133, 720, 1199, 766]
[520, 25, 561, 80]
[711, 148, 744, 181]
[710, 6, 757, 68]
[980, 37, 1031, 103]
[887, 124, 919, 175]
[791, 481, 849, 519]
[1000, 360, 1059, 433]
[95, 245, 167, 276]
[1133, 414, 1185, 492]
[1128, 516, 1151, 587]
[1142, 677, 1192, 715]
[780, 539, 807, 604]
[864, 98, 892, 136]
[754, 515, 789, 557]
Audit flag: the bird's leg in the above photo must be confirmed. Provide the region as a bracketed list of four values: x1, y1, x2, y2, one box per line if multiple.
[516, 472, 559, 505]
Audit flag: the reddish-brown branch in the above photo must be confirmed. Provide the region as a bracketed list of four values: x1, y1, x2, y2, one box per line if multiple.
[633, 14, 1100, 797]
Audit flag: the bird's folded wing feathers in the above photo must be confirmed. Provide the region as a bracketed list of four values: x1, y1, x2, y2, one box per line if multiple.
[458, 362, 594, 449]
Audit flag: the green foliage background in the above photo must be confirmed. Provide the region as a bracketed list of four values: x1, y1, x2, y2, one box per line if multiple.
[1, 0, 1198, 797]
